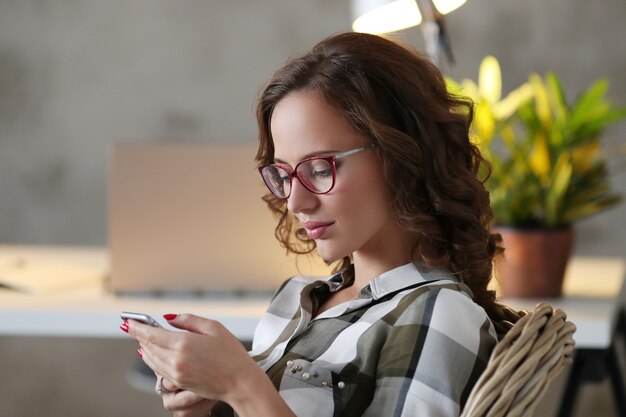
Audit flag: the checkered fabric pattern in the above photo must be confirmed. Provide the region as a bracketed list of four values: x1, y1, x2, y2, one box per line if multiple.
[246, 263, 497, 417]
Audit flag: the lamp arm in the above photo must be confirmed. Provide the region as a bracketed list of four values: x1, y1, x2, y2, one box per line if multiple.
[415, 0, 456, 67]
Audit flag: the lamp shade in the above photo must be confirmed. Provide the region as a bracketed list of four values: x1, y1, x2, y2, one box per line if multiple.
[433, 0, 467, 14]
[352, 0, 422, 34]
[351, 0, 467, 34]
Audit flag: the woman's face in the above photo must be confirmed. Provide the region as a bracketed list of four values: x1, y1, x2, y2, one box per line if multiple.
[270, 90, 405, 264]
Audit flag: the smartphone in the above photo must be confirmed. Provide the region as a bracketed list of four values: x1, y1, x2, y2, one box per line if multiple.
[120, 311, 162, 327]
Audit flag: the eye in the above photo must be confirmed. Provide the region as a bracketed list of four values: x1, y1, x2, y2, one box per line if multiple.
[307, 160, 332, 178]
[266, 166, 290, 186]
[312, 167, 332, 177]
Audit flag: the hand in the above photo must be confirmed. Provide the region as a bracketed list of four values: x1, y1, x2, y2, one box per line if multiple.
[128, 314, 261, 404]
[158, 376, 216, 417]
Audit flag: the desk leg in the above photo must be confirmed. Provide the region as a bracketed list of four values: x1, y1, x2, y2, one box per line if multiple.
[557, 348, 610, 417]
[557, 351, 585, 417]
[608, 345, 626, 417]
[608, 307, 626, 417]
[558, 306, 626, 417]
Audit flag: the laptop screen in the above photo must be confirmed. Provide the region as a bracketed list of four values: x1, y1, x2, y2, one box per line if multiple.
[107, 143, 330, 295]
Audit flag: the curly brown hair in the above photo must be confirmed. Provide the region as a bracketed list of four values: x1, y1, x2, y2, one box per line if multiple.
[255, 32, 503, 318]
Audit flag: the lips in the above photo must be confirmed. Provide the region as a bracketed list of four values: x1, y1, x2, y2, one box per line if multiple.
[301, 220, 335, 239]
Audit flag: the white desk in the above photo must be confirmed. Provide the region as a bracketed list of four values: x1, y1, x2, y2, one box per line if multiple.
[0, 246, 270, 340]
[0, 287, 269, 340]
[1, 246, 624, 348]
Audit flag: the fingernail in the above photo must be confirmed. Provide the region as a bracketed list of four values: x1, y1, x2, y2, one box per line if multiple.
[163, 314, 178, 321]
[137, 348, 143, 358]
[120, 321, 129, 333]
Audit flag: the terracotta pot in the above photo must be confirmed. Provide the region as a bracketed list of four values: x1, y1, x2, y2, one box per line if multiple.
[494, 226, 574, 298]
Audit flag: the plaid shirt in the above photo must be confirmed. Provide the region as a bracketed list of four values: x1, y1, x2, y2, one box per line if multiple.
[247, 263, 497, 417]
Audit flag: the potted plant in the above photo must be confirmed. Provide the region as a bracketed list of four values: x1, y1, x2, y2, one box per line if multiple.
[448, 57, 626, 297]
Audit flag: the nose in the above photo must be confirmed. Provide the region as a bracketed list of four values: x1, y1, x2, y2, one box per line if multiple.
[287, 177, 319, 214]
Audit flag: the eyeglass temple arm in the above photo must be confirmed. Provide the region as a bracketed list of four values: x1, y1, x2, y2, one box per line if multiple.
[334, 143, 377, 159]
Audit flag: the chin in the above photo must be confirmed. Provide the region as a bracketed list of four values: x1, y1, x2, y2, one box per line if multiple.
[315, 243, 350, 264]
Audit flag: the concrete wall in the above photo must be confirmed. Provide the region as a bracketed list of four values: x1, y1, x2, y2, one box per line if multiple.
[1, 0, 625, 254]
[1, 1, 625, 416]
[0, 0, 349, 245]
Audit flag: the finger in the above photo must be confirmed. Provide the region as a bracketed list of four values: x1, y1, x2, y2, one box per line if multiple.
[163, 390, 212, 411]
[170, 399, 215, 417]
[161, 376, 180, 393]
[127, 320, 178, 351]
[172, 399, 215, 417]
[164, 313, 225, 336]
[163, 314, 218, 334]
[140, 339, 187, 389]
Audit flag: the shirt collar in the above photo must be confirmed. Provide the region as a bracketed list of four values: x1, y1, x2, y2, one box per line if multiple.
[300, 267, 355, 316]
[363, 262, 459, 300]
[310, 261, 461, 307]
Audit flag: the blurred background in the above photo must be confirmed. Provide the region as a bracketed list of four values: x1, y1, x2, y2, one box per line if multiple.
[1, 0, 625, 416]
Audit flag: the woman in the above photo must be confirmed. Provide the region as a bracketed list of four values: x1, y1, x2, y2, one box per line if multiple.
[123, 32, 503, 417]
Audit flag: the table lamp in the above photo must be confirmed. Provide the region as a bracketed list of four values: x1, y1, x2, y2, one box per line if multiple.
[351, 0, 467, 66]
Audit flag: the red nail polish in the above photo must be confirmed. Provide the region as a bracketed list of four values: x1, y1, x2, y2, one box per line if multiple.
[137, 348, 143, 358]
[163, 314, 178, 321]
[120, 321, 129, 333]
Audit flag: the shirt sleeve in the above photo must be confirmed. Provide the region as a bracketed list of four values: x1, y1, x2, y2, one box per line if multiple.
[361, 287, 497, 417]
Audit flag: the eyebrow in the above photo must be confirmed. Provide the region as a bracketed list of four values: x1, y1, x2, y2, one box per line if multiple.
[274, 149, 341, 165]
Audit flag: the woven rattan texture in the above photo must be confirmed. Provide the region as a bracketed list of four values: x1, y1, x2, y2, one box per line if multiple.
[461, 303, 576, 417]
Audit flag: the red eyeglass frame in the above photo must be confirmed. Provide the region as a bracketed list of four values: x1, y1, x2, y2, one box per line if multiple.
[258, 144, 377, 199]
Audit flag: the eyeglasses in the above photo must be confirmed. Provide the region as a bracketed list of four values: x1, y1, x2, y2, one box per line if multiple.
[259, 144, 376, 199]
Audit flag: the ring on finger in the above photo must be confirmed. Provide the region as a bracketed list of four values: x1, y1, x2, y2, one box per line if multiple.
[156, 376, 174, 396]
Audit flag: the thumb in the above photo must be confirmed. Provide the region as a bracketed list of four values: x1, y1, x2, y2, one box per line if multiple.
[163, 313, 220, 335]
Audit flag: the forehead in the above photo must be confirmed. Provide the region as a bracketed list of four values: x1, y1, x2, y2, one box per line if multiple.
[270, 91, 365, 163]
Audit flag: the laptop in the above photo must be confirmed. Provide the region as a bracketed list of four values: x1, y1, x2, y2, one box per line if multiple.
[107, 142, 331, 295]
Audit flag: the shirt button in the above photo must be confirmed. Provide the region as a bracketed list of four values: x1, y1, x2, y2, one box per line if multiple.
[338, 381, 346, 389]
[302, 372, 310, 381]
[286, 360, 294, 368]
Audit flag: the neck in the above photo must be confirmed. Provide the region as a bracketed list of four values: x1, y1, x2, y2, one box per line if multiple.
[351, 227, 417, 287]
[351, 253, 412, 288]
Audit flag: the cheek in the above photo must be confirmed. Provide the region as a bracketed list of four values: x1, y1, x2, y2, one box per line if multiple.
[332, 168, 393, 221]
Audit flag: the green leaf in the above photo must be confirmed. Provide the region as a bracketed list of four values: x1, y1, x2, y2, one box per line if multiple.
[570, 79, 609, 123]
[493, 82, 533, 120]
[563, 195, 622, 223]
[479, 56, 502, 104]
[529, 74, 553, 127]
[546, 73, 568, 122]
[529, 132, 551, 181]
[461, 79, 480, 101]
[545, 153, 573, 226]
[445, 77, 464, 97]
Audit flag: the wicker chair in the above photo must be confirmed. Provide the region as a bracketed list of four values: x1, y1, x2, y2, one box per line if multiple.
[461, 303, 577, 417]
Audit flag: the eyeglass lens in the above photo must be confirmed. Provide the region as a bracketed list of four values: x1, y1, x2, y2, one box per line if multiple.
[262, 158, 334, 198]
